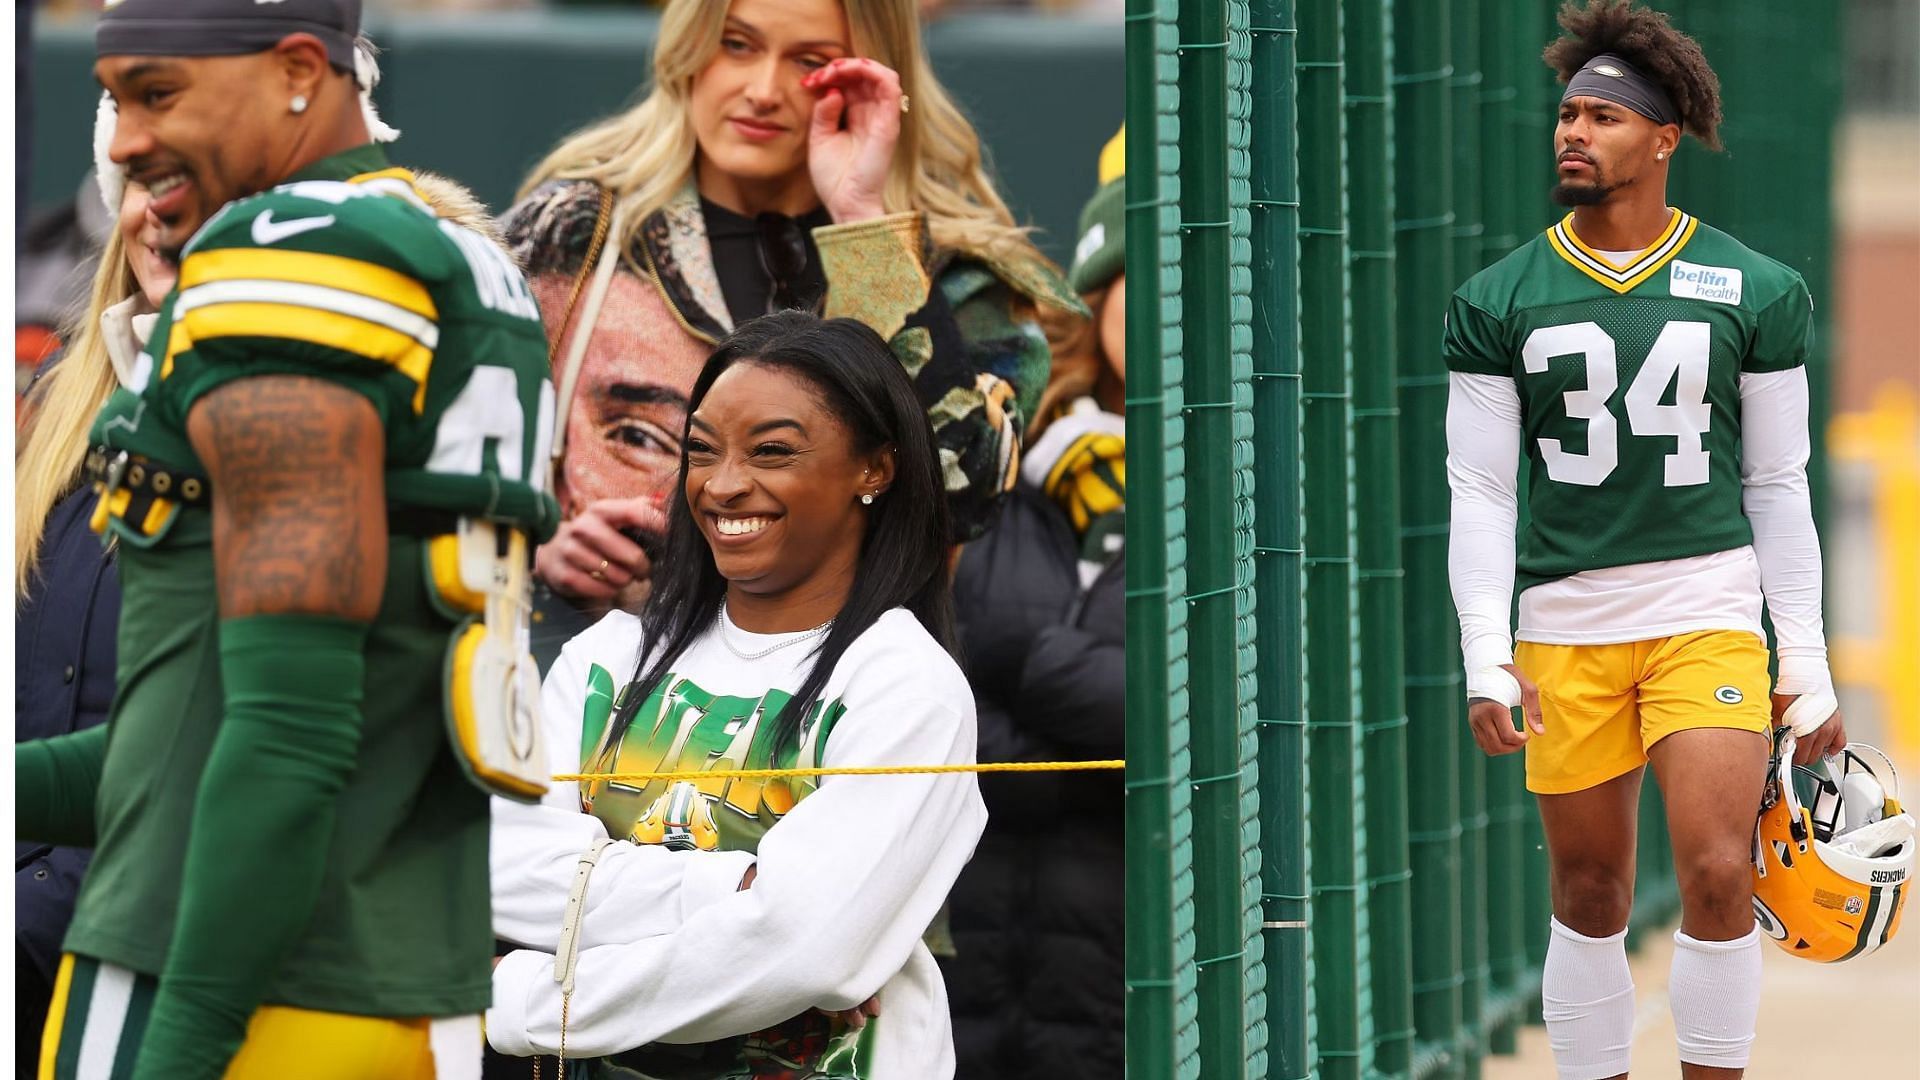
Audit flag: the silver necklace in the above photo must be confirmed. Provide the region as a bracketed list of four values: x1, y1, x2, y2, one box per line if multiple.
[715, 608, 833, 661]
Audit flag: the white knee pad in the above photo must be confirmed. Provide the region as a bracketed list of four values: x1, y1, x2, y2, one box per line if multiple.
[1542, 917, 1635, 1080]
[1669, 925, 1762, 1069]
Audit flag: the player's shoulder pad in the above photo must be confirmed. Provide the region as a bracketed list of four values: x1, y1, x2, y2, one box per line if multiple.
[1450, 233, 1547, 317]
[1682, 220, 1806, 310]
[182, 181, 456, 285]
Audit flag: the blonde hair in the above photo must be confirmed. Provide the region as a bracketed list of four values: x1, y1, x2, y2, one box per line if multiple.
[16, 231, 135, 599]
[1030, 287, 1117, 442]
[522, 0, 1057, 282]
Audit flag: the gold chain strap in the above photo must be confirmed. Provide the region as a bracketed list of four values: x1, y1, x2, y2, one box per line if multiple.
[552, 186, 615, 365]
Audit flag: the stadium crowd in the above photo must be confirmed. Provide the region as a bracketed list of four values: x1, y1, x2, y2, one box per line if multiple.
[14, 0, 1121, 1077]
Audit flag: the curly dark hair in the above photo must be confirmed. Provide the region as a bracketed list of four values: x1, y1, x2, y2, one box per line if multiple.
[1543, 0, 1724, 151]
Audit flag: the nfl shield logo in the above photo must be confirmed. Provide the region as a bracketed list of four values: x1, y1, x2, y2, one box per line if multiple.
[1845, 896, 1864, 915]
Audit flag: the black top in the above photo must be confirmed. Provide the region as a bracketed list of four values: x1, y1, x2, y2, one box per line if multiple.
[699, 197, 831, 326]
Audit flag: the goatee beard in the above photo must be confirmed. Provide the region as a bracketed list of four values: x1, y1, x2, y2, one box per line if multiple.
[1551, 175, 1625, 207]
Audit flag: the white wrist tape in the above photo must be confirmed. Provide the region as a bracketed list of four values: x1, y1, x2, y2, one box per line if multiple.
[1468, 665, 1522, 709]
[1781, 688, 1839, 737]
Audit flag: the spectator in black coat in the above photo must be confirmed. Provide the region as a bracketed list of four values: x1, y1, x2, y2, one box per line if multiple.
[15, 488, 121, 1080]
[941, 126, 1126, 1080]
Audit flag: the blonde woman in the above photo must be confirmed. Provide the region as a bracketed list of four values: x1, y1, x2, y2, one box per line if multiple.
[14, 168, 172, 1072]
[503, 0, 1084, 651]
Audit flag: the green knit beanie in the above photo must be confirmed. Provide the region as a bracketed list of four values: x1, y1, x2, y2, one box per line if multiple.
[1068, 126, 1126, 295]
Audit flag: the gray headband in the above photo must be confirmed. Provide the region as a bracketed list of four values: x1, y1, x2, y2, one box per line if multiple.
[1561, 53, 1679, 127]
[96, 0, 359, 72]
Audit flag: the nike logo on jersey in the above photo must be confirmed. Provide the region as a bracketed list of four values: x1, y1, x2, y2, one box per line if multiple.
[252, 210, 335, 245]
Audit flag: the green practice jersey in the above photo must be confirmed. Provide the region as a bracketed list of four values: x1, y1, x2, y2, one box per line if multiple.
[1443, 209, 1813, 591]
[71, 146, 559, 1017]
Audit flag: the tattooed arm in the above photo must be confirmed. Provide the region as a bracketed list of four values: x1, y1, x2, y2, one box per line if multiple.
[195, 376, 387, 619]
[132, 376, 387, 1079]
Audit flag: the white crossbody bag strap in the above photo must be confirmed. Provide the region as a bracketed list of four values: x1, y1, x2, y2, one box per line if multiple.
[550, 203, 627, 464]
[534, 837, 613, 1079]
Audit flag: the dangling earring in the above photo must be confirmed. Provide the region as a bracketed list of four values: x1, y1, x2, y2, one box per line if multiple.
[290, 95, 309, 115]
[861, 493, 875, 506]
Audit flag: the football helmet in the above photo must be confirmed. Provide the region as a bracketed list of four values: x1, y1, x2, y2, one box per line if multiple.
[1751, 732, 1914, 962]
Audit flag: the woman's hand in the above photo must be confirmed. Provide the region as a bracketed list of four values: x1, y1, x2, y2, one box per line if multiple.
[533, 496, 666, 606]
[805, 58, 905, 224]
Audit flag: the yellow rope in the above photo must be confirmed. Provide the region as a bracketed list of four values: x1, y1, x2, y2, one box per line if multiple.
[553, 759, 1126, 784]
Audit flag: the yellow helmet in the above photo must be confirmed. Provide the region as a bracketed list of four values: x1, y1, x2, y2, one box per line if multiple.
[1752, 733, 1914, 963]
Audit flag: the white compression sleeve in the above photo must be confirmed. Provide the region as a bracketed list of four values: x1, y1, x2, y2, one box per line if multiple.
[1739, 369, 1831, 695]
[1669, 926, 1763, 1069]
[1447, 372, 1523, 676]
[1542, 917, 1635, 1080]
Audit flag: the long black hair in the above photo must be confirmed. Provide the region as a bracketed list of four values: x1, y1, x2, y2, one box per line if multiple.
[607, 311, 957, 757]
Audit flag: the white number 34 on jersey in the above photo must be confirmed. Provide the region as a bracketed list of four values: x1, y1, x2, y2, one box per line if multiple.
[1523, 320, 1712, 488]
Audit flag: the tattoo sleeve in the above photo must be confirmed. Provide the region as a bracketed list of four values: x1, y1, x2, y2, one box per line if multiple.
[187, 376, 388, 620]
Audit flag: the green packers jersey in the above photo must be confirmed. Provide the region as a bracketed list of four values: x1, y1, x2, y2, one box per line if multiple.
[1443, 209, 1813, 590]
[68, 146, 559, 1016]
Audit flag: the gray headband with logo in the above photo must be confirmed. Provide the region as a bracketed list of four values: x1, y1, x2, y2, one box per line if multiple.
[1561, 53, 1679, 127]
[96, 0, 360, 72]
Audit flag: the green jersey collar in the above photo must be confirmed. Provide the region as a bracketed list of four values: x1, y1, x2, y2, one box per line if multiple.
[285, 143, 393, 186]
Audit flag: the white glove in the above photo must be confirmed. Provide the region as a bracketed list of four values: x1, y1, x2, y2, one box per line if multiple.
[1780, 687, 1839, 737]
[1467, 665, 1522, 709]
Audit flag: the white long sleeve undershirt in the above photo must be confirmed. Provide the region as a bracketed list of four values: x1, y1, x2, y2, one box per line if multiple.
[1445, 368, 1832, 693]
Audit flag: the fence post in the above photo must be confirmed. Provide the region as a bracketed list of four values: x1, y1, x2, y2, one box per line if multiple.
[1344, 0, 1417, 1074]
[1123, 0, 1200, 1071]
[1227, 4, 1272, 1074]
[1391, 3, 1465, 1076]
[1249, 0, 1314, 1075]
[1176, 0, 1262, 1072]
[1298, 1, 1374, 1076]
[1473, 2, 1534, 1054]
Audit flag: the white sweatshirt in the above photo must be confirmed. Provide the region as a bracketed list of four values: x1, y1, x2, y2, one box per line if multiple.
[487, 606, 986, 1076]
[1446, 366, 1832, 694]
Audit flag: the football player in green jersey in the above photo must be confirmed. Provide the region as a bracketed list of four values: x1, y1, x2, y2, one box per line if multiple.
[13, 1, 559, 1077]
[1444, 4, 1845, 1078]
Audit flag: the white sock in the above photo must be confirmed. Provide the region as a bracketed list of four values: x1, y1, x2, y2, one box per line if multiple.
[1543, 917, 1635, 1080]
[1669, 925, 1763, 1069]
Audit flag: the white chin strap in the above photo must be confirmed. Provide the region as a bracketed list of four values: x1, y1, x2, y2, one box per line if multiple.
[1468, 665, 1523, 709]
[1781, 688, 1839, 737]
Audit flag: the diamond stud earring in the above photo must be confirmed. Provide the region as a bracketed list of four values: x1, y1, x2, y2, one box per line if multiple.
[861, 494, 875, 505]
[291, 95, 309, 114]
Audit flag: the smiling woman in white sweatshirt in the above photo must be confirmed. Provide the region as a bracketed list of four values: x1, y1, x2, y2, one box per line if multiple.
[487, 311, 986, 1079]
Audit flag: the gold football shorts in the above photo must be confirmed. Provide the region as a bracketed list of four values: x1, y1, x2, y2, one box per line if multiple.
[1513, 629, 1774, 795]
[40, 953, 478, 1080]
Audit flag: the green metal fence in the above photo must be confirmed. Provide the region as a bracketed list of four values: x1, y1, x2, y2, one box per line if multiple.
[1125, 2, 1842, 1076]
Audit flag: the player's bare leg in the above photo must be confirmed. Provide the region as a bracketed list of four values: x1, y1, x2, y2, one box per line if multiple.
[1647, 727, 1770, 1080]
[1537, 767, 1643, 1080]
[1541, 767, 1643, 937]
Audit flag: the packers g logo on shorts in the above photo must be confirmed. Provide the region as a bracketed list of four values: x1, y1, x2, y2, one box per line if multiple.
[1715, 685, 1744, 705]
